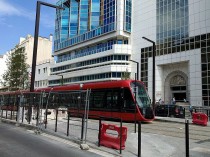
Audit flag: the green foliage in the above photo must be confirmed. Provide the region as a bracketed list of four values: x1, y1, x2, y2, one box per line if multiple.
[121, 69, 131, 80]
[1, 47, 30, 90]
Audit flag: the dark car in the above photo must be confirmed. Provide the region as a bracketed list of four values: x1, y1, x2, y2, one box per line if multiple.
[155, 104, 185, 118]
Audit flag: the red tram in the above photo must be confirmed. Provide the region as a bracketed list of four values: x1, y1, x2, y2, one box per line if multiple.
[0, 80, 154, 122]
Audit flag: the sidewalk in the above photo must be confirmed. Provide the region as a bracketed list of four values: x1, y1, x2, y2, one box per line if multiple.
[1, 116, 210, 157]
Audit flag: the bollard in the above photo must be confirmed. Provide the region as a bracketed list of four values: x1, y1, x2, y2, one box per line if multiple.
[185, 119, 189, 157]
[138, 121, 141, 157]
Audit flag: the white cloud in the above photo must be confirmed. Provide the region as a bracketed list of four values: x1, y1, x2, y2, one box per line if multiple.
[0, 0, 57, 28]
[0, 0, 22, 16]
[0, 0, 35, 20]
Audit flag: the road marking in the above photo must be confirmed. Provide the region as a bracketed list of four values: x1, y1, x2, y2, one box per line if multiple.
[191, 147, 210, 154]
[88, 149, 115, 157]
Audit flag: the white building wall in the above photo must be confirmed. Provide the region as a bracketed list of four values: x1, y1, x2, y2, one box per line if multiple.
[130, 0, 209, 106]
[148, 49, 202, 105]
[18, 34, 53, 66]
[35, 59, 54, 89]
[50, 44, 132, 85]
[189, 0, 210, 36]
[131, 0, 156, 79]
[0, 54, 8, 86]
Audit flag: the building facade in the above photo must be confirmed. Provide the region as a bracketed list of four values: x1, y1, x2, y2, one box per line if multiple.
[17, 34, 53, 66]
[0, 54, 9, 90]
[49, 0, 132, 85]
[50, 0, 210, 107]
[135, 0, 210, 106]
[34, 59, 55, 89]
[0, 34, 53, 89]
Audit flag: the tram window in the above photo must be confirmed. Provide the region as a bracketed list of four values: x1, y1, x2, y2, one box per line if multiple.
[123, 88, 135, 109]
[93, 91, 105, 108]
[112, 91, 120, 111]
[106, 91, 112, 109]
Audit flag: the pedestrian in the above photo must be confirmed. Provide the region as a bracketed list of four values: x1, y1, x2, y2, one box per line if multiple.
[172, 97, 176, 105]
[189, 104, 193, 117]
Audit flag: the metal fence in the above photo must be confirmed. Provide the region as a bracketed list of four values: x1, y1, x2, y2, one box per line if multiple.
[0, 90, 127, 155]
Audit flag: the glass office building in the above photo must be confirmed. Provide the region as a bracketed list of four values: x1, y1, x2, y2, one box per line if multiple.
[50, 0, 132, 86]
[50, 0, 210, 107]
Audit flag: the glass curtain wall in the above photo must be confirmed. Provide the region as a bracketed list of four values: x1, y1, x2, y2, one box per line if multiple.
[70, 0, 79, 38]
[55, 0, 117, 51]
[90, 0, 100, 29]
[124, 0, 132, 32]
[156, 0, 189, 45]
[79, 0, 89, 34]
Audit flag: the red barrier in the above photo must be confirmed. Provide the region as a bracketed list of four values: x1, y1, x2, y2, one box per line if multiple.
[192, 112, 208, 126]
[99, 123, 127, 150]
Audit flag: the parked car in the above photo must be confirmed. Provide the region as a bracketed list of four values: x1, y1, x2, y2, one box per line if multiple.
[155, 104, 185, 118]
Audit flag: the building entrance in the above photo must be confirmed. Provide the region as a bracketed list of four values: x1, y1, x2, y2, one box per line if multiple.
[170, 75, 187, 102]
[172, 92, 186, 102]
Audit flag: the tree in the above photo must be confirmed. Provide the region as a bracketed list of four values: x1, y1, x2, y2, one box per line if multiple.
[121, 69, 131, 80]
[1, 47, 30, 91]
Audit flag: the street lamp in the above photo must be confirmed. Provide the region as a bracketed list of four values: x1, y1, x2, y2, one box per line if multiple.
[30, 1, 64, 92]
[130, 59, 139, 133]
[142, 37, 156, 111]
[57, 74, 64, 86]
[130, 60, 139, 80]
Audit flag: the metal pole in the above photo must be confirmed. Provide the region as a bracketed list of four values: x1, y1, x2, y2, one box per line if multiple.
[22, 106, 24, 123]
[45, 105, 48, 129]
[120, 119, 122, 154]
[152, 42, 156, 112]
[30, 1, 40, 92]
[142, 37, 156, 112]
[138, 121, 141, 157]
[30, 1, 64, 92]
[134, 73, 137, 133]
[98, 118, 101, 147]
[67, 112, 70, 136]
[185, 119, 189, 157]
[55, 109, 58, 132]
[6, 108, 8, 119]
[130, 60, 139, 80]
[81, 114, 85, 142]
[10, 109, 12, 120]
[16, 96, 21, 126]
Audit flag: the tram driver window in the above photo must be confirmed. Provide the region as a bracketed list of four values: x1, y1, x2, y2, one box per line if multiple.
[123, 88, 135, 110]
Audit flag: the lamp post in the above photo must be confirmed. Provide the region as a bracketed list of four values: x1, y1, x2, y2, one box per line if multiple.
[30, 1, 64, 92]
[142, 37, 156, 112]
[57, 74, 64, 85]
[130, 60, 139, 80]
[130, 60, 139, 133]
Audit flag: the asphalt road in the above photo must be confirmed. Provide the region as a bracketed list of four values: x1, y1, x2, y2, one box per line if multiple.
[0, 123, 102, 157]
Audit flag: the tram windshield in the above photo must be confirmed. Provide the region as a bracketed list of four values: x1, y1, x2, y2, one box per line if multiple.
[131, 82, 151, 108]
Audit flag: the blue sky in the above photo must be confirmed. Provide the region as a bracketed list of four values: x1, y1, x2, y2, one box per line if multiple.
[0, 0, 58, 55]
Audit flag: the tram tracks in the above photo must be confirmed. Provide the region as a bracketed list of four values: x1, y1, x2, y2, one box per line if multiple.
[125, 121, 210, 141]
